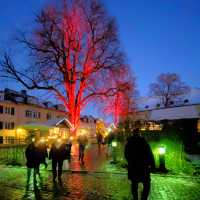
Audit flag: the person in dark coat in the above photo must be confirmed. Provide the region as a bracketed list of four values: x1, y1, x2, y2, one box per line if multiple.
[77, 134, 88, 165]
[25, 140, 40, 184]
[96, 133, 103, 151]
[49, 138, 67, 182]
[37, 139, 48, 172]
[124, 129, 155, 200]
[66, 137, 72, 162]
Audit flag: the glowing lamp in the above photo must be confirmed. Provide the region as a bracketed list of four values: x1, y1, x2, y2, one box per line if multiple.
[70, 136, 74, 140]
[40, 137, 46, 143]
[112, 141, 117, 147]
[158, 146, 167, 172]
[158, 147, 166, 155]
[57, 138, 62, 143]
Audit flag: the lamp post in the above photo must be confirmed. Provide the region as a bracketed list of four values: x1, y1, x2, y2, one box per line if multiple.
[158, 146, 166, 172]
[111, 140, 117, 163]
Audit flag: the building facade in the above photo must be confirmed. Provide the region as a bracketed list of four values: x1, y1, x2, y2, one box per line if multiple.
[0, 89, 100, 144]
[132, 88, 200, 132]
[0, 89, 67, 144]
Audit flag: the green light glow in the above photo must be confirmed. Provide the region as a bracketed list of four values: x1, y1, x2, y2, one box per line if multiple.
[158, 147, 166, 154]
[112, 141, 117, 147]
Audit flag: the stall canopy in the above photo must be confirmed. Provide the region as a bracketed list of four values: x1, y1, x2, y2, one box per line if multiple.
[17, 117, 72, 131]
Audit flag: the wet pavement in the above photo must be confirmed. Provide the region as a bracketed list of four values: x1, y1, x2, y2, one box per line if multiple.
[0, 144, 200, 200]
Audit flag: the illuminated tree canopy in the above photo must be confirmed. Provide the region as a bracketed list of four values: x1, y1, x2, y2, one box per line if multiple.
[0, 0, 134, 132]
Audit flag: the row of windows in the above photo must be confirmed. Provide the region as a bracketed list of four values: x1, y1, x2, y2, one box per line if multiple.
[0, 136, 15, 144]
[25, 110, 41, 119]
[0, 121, 15, 130]
[1, 106, 54, 120]
[0, 105, 54, 120]
[80, 118, 96, 123]
[0, 105, 15, 115]
[25, 110, 52, 120]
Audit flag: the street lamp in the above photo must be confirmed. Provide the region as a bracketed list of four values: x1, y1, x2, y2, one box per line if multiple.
[111, 140, 117, 163]
[158, 146, 167, 172]
[111, 141, 117, 147]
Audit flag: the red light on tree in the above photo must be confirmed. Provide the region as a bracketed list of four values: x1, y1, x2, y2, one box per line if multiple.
[0, 0, 135, 134]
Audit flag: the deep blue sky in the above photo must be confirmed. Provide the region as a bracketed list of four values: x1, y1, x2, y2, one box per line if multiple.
[0, 0, 200, 117]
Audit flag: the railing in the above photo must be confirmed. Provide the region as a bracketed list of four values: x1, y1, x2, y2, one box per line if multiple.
[0, 140, 26, 165]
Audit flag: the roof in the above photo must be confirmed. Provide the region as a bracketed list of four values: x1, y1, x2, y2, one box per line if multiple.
[149, 105, 200, 121]
[18, 117, 72, 131]
[45, 117, 72, 128]
[136, 87, 200, 111]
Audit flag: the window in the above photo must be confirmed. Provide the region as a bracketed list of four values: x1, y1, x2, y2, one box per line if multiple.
[0, 121, 3, 129]
[0, 105, 3, 114]
[5, 107, 10, 114]
[5, 136, 15, 144]
[25, 110, 32, 118]
[11, 107, 15, 115]
[0, 136, 3, 144]
[4, 122, 14, 129]
[11, 122, 14, 129]
[5, 122, 8, 129]
[25, 110, 40, 119]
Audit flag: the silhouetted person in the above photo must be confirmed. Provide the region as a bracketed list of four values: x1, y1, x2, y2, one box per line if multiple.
[36, 139, 48, 173]
[124, 129, 155, 200]
[77, 134, 88, 165]
[49, 138, 67, 182]
[66, 138, 72, 162]
[97, 133, 103, 151]
[25, 140, 40, 185]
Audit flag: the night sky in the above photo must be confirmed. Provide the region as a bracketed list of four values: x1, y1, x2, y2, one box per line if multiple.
[0, 0, 200, 117]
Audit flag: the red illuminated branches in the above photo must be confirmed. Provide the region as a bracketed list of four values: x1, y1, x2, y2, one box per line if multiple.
[0, 0, 135, 132]
[98, 65, 135, 125]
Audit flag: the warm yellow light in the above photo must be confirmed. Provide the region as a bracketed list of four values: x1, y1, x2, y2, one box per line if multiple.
[107, 128, 111, 133]
[40, 137, 46, 143]
[16, 128, 24, 134]
[57, 138, 62, 143]
[70, 136, 74, 140]
[48, 135, 57, 139]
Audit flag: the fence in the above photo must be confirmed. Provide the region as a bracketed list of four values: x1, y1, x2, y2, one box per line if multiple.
[0, 142, 26, 165]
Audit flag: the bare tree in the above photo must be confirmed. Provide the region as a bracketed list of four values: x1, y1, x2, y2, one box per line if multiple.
[99, 76, 135, 125]
[150, 73, 190, 107]
[0, 0, 134, 133]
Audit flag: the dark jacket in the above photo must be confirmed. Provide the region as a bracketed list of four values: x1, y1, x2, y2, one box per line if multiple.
[25, 142, 40, 168]
[124, 135, 155, 180]
[49, 141, 67, 161]
[37, 142, 48, 163]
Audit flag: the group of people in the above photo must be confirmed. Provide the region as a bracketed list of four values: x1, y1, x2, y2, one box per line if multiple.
[25, 134, 88, 184]
[25, 137, 72, 184]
